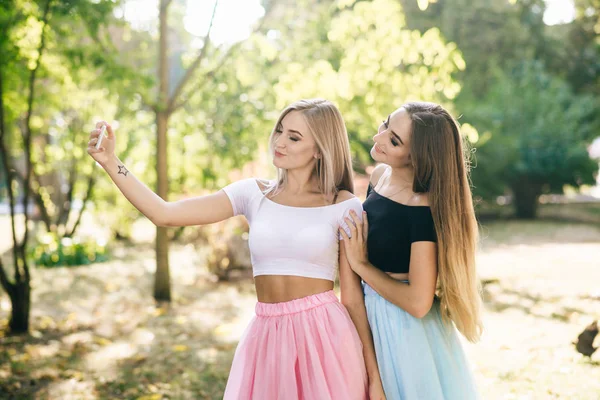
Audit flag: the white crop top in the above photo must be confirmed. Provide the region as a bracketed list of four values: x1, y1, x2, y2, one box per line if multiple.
[222, 178, 363, 281]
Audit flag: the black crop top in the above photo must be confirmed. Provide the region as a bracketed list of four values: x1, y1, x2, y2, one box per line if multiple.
[363, 184, 437, 274]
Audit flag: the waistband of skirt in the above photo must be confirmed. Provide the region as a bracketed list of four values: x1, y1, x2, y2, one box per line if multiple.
[255, 290, 338, 317]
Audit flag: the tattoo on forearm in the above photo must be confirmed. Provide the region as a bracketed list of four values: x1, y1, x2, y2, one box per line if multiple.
[118, 165, 129, 177]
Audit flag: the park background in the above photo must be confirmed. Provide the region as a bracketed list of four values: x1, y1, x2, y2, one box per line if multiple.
[1, 0, 600, 398]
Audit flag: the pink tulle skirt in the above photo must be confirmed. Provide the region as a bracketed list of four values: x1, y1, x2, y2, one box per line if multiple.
[223, 290, 368, 400]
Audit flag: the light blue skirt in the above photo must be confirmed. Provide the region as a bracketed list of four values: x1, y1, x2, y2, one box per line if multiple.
[363, 283, 479, 400]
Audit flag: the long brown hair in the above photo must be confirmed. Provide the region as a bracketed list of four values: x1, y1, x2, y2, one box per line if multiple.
[267, 99, 354, 197]
[403, 101, 483, 342]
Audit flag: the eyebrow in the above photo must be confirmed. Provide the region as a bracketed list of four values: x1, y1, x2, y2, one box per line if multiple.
[386, 115, 403, 144]
[278, 123, 304, 137]
[279, 125, 304, 137]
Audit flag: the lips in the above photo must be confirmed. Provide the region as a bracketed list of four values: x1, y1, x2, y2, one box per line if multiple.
[274, 150, 286, 157]
[374, 144, 384, 154]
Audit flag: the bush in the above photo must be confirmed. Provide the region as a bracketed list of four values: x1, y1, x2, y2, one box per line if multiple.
[29, 233, 109, 267]
[203, 218, 251, 281]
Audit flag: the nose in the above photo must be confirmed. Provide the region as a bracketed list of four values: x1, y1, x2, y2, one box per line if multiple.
[274, 135, 286, 147]
[373, 130, 385, 143]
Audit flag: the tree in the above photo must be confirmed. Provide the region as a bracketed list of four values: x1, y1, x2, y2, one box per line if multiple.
[273, 0, 464, 167]
[0, 0, 123, 334]
[148, 0, 274, 300]
[0, 0, 53, 334]
[399, 0, 600, 216]
[469, 61, 599, 218]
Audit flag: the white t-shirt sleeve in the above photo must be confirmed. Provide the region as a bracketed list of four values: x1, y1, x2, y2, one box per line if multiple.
[338, 197, 364, 240]
[222, 178, 258, 218]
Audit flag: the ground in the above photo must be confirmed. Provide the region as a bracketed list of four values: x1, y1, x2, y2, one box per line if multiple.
[1, 210, 599, 399]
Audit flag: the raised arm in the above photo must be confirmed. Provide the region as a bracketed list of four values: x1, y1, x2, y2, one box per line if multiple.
[87, 121, 235, 227]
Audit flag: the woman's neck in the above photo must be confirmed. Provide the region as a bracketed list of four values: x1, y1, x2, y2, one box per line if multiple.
[285, 166, 320, 195]
[388, 166, 414, 188]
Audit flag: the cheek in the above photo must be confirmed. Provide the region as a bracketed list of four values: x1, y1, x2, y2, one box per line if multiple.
[387, 148, 411, 165]
[289, 142, 316, 158]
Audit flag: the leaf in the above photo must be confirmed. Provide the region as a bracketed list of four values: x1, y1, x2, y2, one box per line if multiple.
[172, 344, 188, 352]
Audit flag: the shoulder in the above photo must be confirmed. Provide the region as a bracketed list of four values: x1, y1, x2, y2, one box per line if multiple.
[255, 178, 272, 192]
[222, 177, 263, 196]
[370, 164, 390, 187]
[335, 190, 362, 216]
[335, 189, 355, 203]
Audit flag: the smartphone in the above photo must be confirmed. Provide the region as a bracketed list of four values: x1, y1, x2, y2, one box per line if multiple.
[95, 124, 106, 150]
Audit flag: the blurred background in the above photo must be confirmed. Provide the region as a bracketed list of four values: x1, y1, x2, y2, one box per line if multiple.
[1, 0, 599, 398]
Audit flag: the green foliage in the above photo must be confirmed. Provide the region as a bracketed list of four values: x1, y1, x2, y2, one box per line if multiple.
[399, 0, 599, 216]
[3, 0, 597, 227]
[470, 61, 599, 199]
[29, 233, 109, 267]
[273, 0, 464, 167]
[0, 0, 155, 240]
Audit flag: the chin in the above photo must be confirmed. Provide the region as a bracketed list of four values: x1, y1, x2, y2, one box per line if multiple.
[273, 158, 288, 169]
[370, 147, 383, 162]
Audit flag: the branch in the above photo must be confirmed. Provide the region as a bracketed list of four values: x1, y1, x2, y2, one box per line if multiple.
[0, 256, 15, 297]
[19, 245, 30, 284]
[0, 59, 21, 285]
[160, 0, 174, 12]
[58, 126, 80, 228]
[21, 0, 53, 249]
[171, 2, 275, 112]
[66, 176, 95, 238]
[13, 166, 53, 232]
[167, 0, 219, 113]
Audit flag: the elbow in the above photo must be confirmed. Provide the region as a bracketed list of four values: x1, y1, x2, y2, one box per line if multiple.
[152, 218, 170, 227]
[150, 213, 170, 227]
[408, 300, 434, 319]
[341, 297, 365, 313]
[152, 216, 174, 227]
[150, 205, 171, 227]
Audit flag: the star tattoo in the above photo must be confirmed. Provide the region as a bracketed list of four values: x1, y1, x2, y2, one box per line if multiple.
[117, 165, 129, 177]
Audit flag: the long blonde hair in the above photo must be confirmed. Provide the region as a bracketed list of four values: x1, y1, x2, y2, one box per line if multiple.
[403, 101, 483, 343]
[266, 99, 354, 198]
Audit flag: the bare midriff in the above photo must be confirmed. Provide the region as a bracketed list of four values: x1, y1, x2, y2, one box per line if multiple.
[254, 275, 334, 303]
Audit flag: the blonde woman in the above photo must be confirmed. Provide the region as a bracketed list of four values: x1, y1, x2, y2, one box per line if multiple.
[87, 99, 386, 399]
[340, 102, 482, 399]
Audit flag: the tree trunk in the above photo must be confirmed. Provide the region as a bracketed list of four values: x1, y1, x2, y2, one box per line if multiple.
[155, 111, 171, 301]
[512, 180, 542, 219]
[8, 280, 30, 334]
[154, 1, 171, 301]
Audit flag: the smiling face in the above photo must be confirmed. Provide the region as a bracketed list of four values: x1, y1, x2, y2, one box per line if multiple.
[266, 99, 354, 197]
[370, 107, 413, 168]
[271, 110, 320, 171]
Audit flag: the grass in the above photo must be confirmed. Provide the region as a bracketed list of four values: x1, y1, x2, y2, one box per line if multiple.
[469, 219, 600, 399]
[1, 211, 600, 399]
[476, 201, 600, 224]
